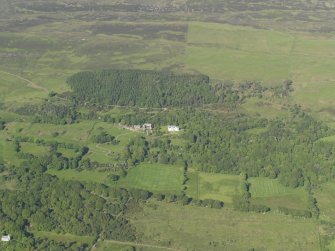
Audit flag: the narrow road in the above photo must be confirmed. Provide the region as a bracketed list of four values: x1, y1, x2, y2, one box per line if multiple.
[92, 239, 182, 251]
[0, 70, 48, 92]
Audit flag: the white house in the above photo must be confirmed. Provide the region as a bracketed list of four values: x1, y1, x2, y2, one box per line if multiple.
[1, 235, 10, 242]
[168, 125, 180, 132]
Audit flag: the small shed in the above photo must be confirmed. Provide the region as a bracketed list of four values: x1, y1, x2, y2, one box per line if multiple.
[1, 235, 10, 242]
[168, 125, 180, 132]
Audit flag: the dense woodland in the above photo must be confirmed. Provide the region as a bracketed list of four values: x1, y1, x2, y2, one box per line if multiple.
[67, 69, 234, 107]
[67, 69, 293, 108]
[0, 161, 141, 250]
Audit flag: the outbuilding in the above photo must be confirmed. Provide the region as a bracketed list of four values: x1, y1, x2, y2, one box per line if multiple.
[168, 125, 180, 132]
[1, 235, 10, 242]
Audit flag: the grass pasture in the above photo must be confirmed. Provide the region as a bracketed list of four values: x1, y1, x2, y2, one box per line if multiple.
[118, 163, 184, 193]
[183, 21, 335, 120]
[240, 98, 288, 119]
[185, 22, 335, 84]
[48, 163, 184, 194]
[4, 121, 96, 144]
[249, 177, 309, 210]
[47, 169, 110, 184]
[2, 120, 142, 164]
[58, 147, 78, 158]
[186, 171, 242, 205]
[315, 181, 335, 223]
[20, 142, 50, 157]
[0, 71, 46, 105]
[0, 135, 22, 166]
[130, 201, 320, 251]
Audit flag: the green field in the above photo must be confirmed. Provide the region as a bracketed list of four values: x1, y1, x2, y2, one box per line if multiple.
[185, 22, 335, 84]
[118, 163, 184, 193]
[249, 177, 309, 210]
[48, 163, 184, 193]
[1, 120, 143, 164]
[315, 181, 335, 223]
[20, 142, 50, 157]
[187, 171, 242, 205]
[0, 135, 22, 166]
[47, 169, 111, 184]
[57, 147, 78, 158]
[130, 201, 320, 251]
[0, 71, 46, 105]
[240, 98, 288, 119]
[183, 21, 335, 120]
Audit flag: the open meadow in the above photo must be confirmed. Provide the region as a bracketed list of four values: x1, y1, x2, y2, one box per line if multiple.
[130, 201, 320, 251]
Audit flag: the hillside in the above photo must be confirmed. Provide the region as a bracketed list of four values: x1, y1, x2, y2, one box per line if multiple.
[1, 1, 335, 250]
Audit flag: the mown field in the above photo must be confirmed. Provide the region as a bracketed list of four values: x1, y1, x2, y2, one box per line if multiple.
[186, 171, 242, 205]
[249, 177, 309, 210]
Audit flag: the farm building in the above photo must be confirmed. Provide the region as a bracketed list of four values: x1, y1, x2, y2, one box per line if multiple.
[128, 123, 154, 131]
[168, 125, 180, 132]
[143, 123, 153, 130]
[1, 235, 10, 242]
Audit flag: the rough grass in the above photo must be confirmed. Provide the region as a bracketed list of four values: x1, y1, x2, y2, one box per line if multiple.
[130, 201, 320, 251]
[95, 242, 134, 251]
[58, 147, 78, 158]
[184, 21, 335, 120]
[240, 98, 288, 118]
[185, 22, 335, 84]
[0, 173, 16, 191]
[0, 71, 45, 105]
[95, 241, 162, 251]
[315, 181, 335, 223]
[20, 142, 50, 157]
[33, 231, 94, 247]
[3, 120, 142, 164]
[249, 177, 309, 210]
[0, 135, 22, 166]
[47, 169, 111, 184]
[2, 17, 335, 122]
